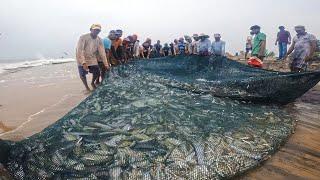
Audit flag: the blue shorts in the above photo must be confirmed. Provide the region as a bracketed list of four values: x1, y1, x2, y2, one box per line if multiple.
[78, 65, 100, 78]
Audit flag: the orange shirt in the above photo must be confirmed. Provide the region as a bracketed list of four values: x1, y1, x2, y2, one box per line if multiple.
[112, 38, 123, 50]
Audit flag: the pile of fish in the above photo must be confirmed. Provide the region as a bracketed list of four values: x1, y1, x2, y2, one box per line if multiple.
[2, 61, 296, 180]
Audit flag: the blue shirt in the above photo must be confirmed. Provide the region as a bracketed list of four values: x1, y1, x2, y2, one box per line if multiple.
[103, 38, 111, 50]
[178, 42, 186, 54]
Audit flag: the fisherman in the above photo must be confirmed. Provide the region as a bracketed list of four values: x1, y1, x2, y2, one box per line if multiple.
[132, 34, 140, 59]
[122, 37, 131, 63]
[96, 31, 112, 84]
[154, 40, 163, 57]
[109, 30, 120, 66]
[162, 43, 170, 56]
[173, 39, 179, 55]
[198, 33, 211, 56]
[191, 34, 200, 55]
[114, 29, 125, 64]
[76, 24, 109, 92]
[184, 35, 193, 55]
[284, 26, 317, 72]
[169, 43, 176, 56]
[177, 37, 186, 55]
[250, 25, 266, 61]
[245, 36, 253, 60]
[275, 26, 291, 60]
[142, 38, 152, 59]
[211, 33, 226, 56]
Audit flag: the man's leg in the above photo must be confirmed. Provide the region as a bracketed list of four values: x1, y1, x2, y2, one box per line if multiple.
[80, 76, 90, 91]
[89, 66, 100, 89]
[278, 43, 283, 59]
[282, 43, 288, 59]
[97, 62, 106, 84]
[78, 66, 90, 91]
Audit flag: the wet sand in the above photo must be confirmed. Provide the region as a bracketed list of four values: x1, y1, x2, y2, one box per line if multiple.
[0, 62, 88, 140]
[0, 62, 319, 179]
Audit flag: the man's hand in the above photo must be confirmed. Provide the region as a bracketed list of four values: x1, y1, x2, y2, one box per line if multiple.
[82, 63, 89, 71]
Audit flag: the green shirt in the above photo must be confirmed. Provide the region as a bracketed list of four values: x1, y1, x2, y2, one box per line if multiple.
[252, 32, 266, 56]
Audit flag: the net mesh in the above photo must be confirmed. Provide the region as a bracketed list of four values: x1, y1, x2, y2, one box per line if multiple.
[2, 56, 320, 179]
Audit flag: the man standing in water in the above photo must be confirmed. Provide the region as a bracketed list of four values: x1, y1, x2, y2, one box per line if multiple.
[198, 33, 211, 56]
[284, 25, 317, 72]
[76, 24, 109, 92]
[275, 26, 291, 60]
[250, 25, 266, 61]
[211, 33, 226, 56]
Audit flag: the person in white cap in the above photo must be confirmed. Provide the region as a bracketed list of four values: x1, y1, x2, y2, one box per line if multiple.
[211, 33, 226, 56]
[198, 33, 211, 56]
[184, 35, 193, 55]
[76, 24, 110, 92]
[285, 25, 317, 72]
[245, 36, 253, 59]
[191, 34, 200, 55]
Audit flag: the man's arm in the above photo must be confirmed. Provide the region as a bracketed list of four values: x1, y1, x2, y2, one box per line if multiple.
[76, 36, 88, 70]
[222, 42, 226, 56]
[306, 40, 317, 61]
[288, 31, 292, 44]
[284, 41, 295, 59]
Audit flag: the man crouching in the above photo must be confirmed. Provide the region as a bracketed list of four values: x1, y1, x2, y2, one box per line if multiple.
[76, 24, 110, 92]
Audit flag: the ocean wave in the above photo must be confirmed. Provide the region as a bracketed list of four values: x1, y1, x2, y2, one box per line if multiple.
[0, 58, 75, 74]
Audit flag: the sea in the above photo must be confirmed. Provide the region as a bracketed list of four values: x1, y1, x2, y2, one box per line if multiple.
[0, 58, 75, 75]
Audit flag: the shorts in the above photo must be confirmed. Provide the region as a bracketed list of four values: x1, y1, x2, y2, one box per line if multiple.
[246, 48, 252, 52]
[78, 65, 100, 78]
[98, 62, 106, 72]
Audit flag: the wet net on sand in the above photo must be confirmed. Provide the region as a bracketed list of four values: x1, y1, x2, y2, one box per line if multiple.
[2, 56, 316, 179]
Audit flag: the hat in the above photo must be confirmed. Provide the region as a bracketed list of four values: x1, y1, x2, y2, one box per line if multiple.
[295, 25, 305, 30]
[90, 24, 101, 30]
[214, 34, 221, 38]
[192, 34, 199, 38]
[184, 35, 191, 40]
[279, 26, 285, 29]
[199, 33, 209, 38]
[115, 29, 123, 35]
[250, 25, 261, 30]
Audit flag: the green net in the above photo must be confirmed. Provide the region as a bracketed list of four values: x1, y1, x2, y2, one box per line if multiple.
[1, 56, 320, 179]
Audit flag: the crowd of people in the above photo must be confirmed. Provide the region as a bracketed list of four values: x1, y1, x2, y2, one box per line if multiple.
[76, 24, 318, 91]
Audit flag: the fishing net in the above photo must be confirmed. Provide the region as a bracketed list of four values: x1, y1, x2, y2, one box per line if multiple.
[1, 56, 320, 179]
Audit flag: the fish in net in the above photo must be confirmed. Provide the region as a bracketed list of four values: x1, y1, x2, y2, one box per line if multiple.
[1, 56, 319, 179]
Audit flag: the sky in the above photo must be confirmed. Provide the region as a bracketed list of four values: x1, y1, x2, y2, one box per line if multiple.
[0, 0, 319, 60]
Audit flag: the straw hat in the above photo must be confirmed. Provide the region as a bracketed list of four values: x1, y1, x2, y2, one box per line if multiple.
[199, 33, 209, 38]
[90, 24, 101, 30]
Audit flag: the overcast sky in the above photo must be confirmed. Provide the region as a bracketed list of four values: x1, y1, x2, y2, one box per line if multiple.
[0, 0, 319, 60]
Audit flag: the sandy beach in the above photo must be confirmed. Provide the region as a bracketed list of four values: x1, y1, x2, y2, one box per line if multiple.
[0, 61, 319, 179]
